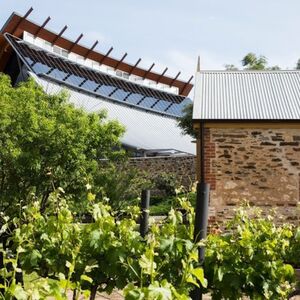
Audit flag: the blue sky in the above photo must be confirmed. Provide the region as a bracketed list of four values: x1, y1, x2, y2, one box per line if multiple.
[1, 0, 300, 82]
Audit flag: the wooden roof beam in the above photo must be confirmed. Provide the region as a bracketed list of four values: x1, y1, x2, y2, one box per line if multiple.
[34, 16, 51, 36]
[99, 47, 113, 64]
[169, 71, 181, 87]
[156, 67, 168, 83]
[114, 52, 128, 70]
[128, 58, 141, 75]
[11, 7, 33, 35]
[52, 25, 68, 44]
[68, 33, 83, 52]
[143, 63, 155, 79]
[84, 40, 98, 59]
[180, 75, 193, 95]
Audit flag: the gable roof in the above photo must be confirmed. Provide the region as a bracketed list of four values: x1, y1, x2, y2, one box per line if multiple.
[193, 70, 300, 121]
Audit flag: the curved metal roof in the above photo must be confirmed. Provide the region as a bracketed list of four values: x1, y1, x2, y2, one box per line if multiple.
[32, 74, 195, 155]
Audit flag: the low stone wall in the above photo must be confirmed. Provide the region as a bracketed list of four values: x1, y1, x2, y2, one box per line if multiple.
[208, 204, 300, 229]
[128, 155, 196, 189]
[125, 127, 300, 225]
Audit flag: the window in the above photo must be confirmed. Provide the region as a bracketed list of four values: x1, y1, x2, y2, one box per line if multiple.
[76, 55, 84, 63]
[53, 46, 61, 55]
[44, 41, 52, 51]
[23, 31, 35, 44]
[116, 70, 122, 77]
[123, 72, 129, 79]
[92, 61, 100, 70]
[53, 45, 69, 58]
[131, 75, 143, 82]
[61, 49, 69, 58]
[34, 37, 44, 48]
[116, 70, 130, 80]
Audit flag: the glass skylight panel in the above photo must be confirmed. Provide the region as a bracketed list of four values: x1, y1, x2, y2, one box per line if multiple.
[81, 79, 99, 91]
[180, 98, 192, 109]
[124, 93, 144, 105]
[22, 55, 33, 66]
[111, 89, 129, 101]
[29, 60, 50, 74]
[151, 99, 171, 111]
[65, 74, 85, 86]
[165, 103, 182, 115]
[49, 68, 69, 81]
[5, 34, 189, 118]
[139, 97, 157, 109]
[96, 84, 117, 97]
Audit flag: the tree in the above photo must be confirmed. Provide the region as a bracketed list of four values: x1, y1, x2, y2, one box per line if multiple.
[296, 58, 300, 70]
[241, 53, 268, 70]
[177, 103, 196, 138]
[225, 64, 239, 71]
[0, 74, 125, 214]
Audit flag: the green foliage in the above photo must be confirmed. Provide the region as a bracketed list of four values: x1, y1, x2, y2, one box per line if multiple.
[124, 194, 206, 299]
[152, 172, 179, 197]
[149, 192, 196, 216]
[242, 53, 268, 70]
[0, 189, 204, 299]
[0, 185, 299, 299]
[177, 103, 195, 138]
[95, 162, 151, 210]
[205, 207, 295, 299]
[296, 58, 300, 70]
[224, 64, 239, 71]
[0, 74, 124, 215]
[286, 227, 300, 268]
[225, 53, 281, 71]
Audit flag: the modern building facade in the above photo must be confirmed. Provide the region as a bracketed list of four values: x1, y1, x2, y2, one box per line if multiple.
[0, 9, 195, 159]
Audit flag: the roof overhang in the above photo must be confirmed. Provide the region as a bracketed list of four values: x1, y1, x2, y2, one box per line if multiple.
[193, 120, 300, 129]
[0, 10, 193, 96]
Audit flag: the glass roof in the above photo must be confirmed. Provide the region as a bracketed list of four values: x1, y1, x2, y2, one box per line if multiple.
[5, 34, 192, 118]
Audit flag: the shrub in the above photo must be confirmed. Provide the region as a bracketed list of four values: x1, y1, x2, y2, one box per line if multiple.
[2, 189, 204, 299]
[0, 74, 124, 216]
[153, 172, 178, 197]
[204, 207, 295, 299]
[286, 227, 300, 268]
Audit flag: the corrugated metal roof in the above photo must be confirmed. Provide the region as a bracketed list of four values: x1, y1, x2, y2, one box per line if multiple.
[193, 70, 300, 120]
[32, 74, 196, 155]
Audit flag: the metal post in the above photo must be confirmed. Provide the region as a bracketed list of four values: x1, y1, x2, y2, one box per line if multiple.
[140, 189, 150, 238]
[191, 182, 210, 300]
[194, 182, 210, 262]
[191, 121, 210, 300]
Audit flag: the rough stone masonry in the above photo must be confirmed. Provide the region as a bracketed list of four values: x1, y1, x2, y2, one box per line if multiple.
[205, 127, 300, 224]
[128, 128, 300, 224]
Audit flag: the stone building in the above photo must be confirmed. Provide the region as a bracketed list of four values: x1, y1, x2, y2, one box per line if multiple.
[193, 67, 300, 222]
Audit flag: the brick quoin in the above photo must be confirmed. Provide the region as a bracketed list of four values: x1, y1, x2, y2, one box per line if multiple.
[204, 128, 216, 190]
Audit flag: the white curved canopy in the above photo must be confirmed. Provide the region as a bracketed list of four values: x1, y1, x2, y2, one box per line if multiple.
[32, 73, 195, 155]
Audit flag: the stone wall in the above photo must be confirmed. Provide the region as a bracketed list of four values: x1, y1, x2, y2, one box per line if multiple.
[204, 128, 300, 224]
[126, 129, 300, 224]
[128, 155, 196, 188]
